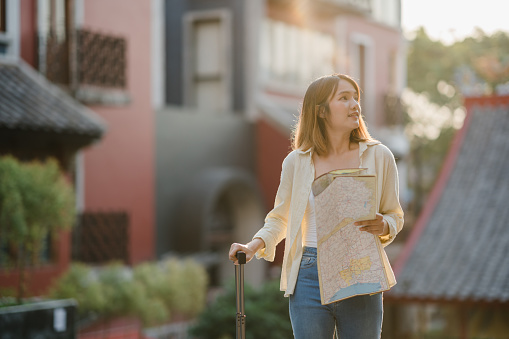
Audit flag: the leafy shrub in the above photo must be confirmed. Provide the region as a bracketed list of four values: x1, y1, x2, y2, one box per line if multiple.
[49, 263, 105, 314]
[133, 262, 173, 322]
[50, 258, 208, 326]
[97, 263, 147, 318]
[164, 258, 208, 316]
[190, 279, 293, 339]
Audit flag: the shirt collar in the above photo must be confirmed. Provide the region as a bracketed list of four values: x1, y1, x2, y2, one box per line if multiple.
[359, 140, 381, 157]
[296, 148, 312, 154]
[296, 140, 380, 156]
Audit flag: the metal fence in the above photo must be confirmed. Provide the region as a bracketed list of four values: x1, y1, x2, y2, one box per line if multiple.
[72, 211, 129, 264]
[77, 29, 127, 88]
[40, 28, 126, 90]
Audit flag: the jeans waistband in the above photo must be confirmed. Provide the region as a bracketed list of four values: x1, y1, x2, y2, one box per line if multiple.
[303, 246, 317, 255]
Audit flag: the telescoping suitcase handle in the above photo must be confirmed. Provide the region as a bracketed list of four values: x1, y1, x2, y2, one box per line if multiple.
[235, 251, 246, 339]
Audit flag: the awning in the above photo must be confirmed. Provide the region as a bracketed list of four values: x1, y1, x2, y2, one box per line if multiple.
[0, 57, 106, 143]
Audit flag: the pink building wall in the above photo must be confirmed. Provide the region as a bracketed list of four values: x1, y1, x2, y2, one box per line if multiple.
[346, 16, 403, 127]
[82, 0, 155, 264]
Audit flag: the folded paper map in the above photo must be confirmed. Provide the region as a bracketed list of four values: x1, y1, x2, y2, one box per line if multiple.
[313, 169, 390, 304]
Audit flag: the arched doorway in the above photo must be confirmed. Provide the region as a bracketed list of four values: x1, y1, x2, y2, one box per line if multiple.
[173, 168, 267, 287]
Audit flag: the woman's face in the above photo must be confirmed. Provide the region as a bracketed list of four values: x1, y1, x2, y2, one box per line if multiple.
[324, 79, 360, 133]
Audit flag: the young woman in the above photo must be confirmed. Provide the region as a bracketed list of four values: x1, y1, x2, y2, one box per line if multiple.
[229, 74, 404, 338]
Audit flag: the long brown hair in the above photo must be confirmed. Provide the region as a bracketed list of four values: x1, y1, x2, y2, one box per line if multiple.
[291, 74, 374, 156]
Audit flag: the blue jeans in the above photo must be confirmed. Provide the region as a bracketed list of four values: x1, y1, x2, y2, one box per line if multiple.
[289, 247, 383, 339]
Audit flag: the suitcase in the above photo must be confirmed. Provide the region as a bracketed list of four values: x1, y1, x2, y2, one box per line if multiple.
[235, 251, 246, 339]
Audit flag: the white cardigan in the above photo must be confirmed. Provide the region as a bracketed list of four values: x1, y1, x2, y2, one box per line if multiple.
[253, 140, 404, 296]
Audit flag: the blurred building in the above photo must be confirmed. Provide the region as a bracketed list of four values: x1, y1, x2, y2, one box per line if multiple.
[0, 0, 155, 295]
[0, 0, 408, 296]
[157, 0, 408, 286]
[384, 95, 509, 338]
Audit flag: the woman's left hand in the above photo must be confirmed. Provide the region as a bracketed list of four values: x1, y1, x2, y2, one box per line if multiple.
[355, 213, 389, 236]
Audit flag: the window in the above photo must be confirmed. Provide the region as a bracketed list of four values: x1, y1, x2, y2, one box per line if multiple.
[193, 19, 226, 111]
[0, 232, 54, 268]
[39, 0, 68, 42]
[388, 50, 398, 92]
[260, 19, 335, 87]
[0, 0, 6, 33]
[371, 0, 400, 27]
[183, 10, 232, 114]
[37, 0, 72, 78]
[349, 33, 374, 125]
[0, 0, 20, 57]
[358, 43, 366, 92]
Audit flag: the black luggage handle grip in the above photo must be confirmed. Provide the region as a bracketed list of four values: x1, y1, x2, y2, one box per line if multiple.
[236, 251, 246, 265]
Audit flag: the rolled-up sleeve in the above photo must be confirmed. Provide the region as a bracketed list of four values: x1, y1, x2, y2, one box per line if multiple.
[252, 153, 295, 261]
[378, 148, 404, 247]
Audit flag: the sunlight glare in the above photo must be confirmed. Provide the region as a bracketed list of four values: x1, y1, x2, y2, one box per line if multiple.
[401, 0, 509, 44]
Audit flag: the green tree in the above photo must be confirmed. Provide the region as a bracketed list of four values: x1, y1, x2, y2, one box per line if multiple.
[407, 27, 509, 106]
[404, 28, 509, 218]
[0, 156, 76, 302]
[407, 28, 455, 106]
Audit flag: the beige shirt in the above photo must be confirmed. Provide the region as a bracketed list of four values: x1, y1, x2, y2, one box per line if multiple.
[253, 140, 404, 297]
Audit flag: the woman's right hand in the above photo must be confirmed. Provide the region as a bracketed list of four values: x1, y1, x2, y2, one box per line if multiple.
[229, 238, 265, 265]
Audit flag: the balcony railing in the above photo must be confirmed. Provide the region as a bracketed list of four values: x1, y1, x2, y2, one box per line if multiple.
[384, 93, 405, 126]
[77, 29, 127, 88]
[39, 29, 127, 103]
[43, 34, 70, 85]
[318, 0, 372, 13]
[72, 211, 129, 264]
[270, 0, 371, 15]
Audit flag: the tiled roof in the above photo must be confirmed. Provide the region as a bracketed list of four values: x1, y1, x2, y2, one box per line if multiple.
[389, 98, 509, 304]
[0, 57, 106, 138]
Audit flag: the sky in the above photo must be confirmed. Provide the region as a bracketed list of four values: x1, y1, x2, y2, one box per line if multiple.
[401, 0, 509, 44]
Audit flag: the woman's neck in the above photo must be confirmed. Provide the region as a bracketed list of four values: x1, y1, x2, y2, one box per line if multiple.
[327, 132, 353, 156]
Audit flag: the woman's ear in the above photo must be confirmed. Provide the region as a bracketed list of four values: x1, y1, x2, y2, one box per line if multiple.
[316, 105, 326, 118]
[315, 105, 327, 119]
